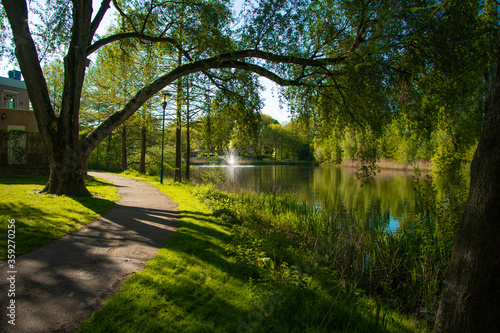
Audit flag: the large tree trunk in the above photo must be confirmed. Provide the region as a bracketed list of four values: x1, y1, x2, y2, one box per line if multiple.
[4, 0, 94, 196]
[42, 139, 91, 197]
[434, 33, 500, 332]
[44, 161, 90, 197]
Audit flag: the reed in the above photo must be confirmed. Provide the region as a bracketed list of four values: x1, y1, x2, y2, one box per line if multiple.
[195, 174, 465, 327]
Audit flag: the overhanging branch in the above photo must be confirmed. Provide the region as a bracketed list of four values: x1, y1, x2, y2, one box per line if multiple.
[87, 32, 182, 55]
[221, 61, 304, 86]
[80, 47, 352, 156]
[211, 49, 348, 67]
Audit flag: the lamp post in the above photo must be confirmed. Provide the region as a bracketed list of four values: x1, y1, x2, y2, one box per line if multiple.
[95, 120, 100, 170]
[160, 91, 172, 184]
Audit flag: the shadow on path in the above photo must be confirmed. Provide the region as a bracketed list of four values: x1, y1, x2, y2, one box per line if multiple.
[0, 172, 178, 333]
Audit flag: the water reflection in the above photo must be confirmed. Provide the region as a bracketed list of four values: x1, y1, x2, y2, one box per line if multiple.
[195, 165, 433, 231]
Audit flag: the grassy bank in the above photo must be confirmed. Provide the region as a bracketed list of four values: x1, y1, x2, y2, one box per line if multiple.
[194, 173, 466, 330]
[0, 175, 119, 260]
[79, 172, 432, 332]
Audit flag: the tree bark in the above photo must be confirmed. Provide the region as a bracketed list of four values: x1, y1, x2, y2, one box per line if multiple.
[434, 32, 500, 332]
[140, 124, 147, 174]
[174, 77, 183, 182]
[42, 141, 91, 196]
[185, 79, 191, 181]
[121, 125, 127, 171]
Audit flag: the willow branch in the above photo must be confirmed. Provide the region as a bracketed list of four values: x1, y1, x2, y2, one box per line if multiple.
[210, 49, 348, 67]
[87, 32, 182, 55]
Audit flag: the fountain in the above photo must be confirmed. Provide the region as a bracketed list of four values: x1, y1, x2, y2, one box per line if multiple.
[221, 148, 238, 166]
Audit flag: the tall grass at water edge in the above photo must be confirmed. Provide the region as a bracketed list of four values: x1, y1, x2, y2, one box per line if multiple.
[194, 172, 467, 327]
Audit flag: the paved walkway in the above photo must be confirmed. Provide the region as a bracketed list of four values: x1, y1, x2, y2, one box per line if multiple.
[0, 172, 179, 332]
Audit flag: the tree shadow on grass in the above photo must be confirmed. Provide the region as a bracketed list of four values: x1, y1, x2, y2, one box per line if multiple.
[0, 175, 48, 186]
[0, 196, 112, 260]
[0, 202, 75, 259]
[0, 175, 117, 260]
[0, 188, 179, 332]
[166, 209, 416, 332]
[181, 210, 232, 228]
[78, 265, 253, 333]
[71, 195, 116, 216]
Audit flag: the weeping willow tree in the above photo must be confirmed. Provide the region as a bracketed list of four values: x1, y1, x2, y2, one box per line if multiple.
[2, 0, 500, 330]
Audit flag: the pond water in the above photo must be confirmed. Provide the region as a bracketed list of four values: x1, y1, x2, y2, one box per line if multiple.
[195, 164, 426, 231]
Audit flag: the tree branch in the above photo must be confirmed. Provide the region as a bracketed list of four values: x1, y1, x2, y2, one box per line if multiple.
[90, 0, 111, 37]
[111, 0, 137, 33]
[223, 61, 304, 86]
[87, 32, 181, 55]
[79, 47, 352, 156]
[2, 0, 57, 131]
[210, 49, 348, 67]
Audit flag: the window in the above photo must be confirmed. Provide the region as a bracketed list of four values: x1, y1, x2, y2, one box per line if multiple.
[3, 92, 18, 109]
[8, 125, 27, 165]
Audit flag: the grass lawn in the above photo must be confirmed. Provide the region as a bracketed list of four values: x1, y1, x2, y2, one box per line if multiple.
[0, 174, 119, 260]
[78, 173, 256, 332]
[79, 172, 430, 333]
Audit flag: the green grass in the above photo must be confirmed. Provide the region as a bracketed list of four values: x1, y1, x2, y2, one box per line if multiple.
[0, 174, 119, 260]
[78, 172, 257, 332]
[79, 172, 430, 333]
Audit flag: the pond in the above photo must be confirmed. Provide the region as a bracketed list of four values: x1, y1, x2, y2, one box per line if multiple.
[195, 164, 426, 231]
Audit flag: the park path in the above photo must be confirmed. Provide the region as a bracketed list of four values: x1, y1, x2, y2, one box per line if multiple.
[0, 172, 179, 332]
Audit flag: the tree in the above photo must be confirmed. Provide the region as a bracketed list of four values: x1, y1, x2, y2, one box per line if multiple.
[183, 75, 206, 180]
[81, 37, 141, 171]
[3, 1, 500, 328]
[1, 0, 370, 195]
[432, 28, 500, 333]
[282, 1, 500, 330]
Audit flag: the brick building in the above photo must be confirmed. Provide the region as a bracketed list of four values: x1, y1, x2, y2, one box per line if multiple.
[0, 70, 43, 166]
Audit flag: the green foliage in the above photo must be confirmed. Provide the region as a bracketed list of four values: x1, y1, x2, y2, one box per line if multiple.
[430, 131, 462, 176]
[291, 0, 492, 180]
[0, 6, 10, 57]
[42, 59, 64, 115]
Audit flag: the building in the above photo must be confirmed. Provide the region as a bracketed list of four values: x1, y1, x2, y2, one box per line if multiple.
[0, 70, 41, 166]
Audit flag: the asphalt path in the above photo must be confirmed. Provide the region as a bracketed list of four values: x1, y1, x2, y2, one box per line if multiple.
[0, 172, 178, 332]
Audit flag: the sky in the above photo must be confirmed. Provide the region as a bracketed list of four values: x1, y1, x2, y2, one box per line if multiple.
[0, 0, 291, 124]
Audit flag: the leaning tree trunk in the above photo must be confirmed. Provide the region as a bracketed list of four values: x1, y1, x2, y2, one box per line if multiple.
[434, 33, 500, 332]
